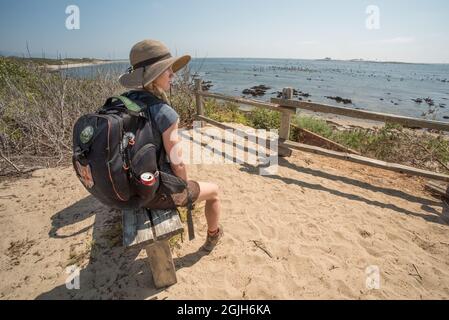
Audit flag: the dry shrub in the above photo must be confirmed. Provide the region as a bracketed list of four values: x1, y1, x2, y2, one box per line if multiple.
[0, 58, 197, 174]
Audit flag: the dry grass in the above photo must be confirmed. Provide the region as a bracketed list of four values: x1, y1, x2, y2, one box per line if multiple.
[7, 238, 36, 265]
[168, 205, 204, 250]
[65, 237, 99, 268]
[0, 58, 197, 175]
[0, 57, 122, 172]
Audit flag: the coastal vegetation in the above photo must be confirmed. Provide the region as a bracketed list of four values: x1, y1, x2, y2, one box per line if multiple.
[1, 57, 448, 177]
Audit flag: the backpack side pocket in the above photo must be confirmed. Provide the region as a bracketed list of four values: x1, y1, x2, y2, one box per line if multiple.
[132, 171, 160, 200]
[131, 143, 158, 176]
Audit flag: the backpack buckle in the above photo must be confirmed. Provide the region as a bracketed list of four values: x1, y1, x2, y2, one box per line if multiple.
[121, 132, 136, 149]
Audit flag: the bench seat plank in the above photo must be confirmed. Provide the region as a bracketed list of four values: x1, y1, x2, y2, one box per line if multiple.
[122, 208, 154, 247]
[150, 209, 184, 241]
[122, 208, 183, 248]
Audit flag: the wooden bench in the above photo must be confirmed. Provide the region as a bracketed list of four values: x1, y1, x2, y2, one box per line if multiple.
[122, 208, 184, 288]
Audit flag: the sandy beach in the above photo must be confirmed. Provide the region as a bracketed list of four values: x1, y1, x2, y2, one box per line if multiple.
[44, 60, 124, 71]
[0, 124, 449, 300]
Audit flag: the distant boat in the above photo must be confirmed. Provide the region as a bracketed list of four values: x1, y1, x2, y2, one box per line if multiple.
[316, 57, 332, 61]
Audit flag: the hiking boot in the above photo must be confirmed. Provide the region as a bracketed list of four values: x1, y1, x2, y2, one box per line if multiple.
[201, 224, 224, 252]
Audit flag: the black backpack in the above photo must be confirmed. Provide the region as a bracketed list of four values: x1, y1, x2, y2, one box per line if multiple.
[72, 92, 189, 210]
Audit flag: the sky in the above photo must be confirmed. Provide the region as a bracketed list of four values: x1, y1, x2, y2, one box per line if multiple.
[0, 0, 448, 63]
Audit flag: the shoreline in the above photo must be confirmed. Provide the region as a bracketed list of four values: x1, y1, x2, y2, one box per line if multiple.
[44, 60, 125, 71]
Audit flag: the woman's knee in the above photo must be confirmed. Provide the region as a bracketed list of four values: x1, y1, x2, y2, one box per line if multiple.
[210, 183, 220, 201]
[197, 181, 220, 202]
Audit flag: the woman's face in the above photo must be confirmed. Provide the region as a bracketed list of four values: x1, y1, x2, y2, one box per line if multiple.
[154, 66, 175, 91]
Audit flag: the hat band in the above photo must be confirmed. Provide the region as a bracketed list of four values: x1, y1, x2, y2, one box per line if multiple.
[132, 53, 172, 70]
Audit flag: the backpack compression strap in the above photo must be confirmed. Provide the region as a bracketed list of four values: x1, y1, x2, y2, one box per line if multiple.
[103, 96, 145, 117]
[186, 189, 195, 240]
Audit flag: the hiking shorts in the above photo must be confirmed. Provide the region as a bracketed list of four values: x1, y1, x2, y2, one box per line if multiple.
[171, 180, 200, 207]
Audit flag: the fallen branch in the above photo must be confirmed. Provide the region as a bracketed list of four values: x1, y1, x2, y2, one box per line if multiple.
[412, 264, 423, 281]
[252, 240, 273, 259]
[396, 129, 449, 172]
[0, 195, 18, 199]
[0, 166, 45, 177]
[0, 151, 21, 173]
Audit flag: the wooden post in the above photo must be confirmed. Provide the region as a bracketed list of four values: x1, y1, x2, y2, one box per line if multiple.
[278, 88, 293, 157]
[145, 240, 177, 288]
[279, 88, 293, 140]
[194, 78, 205, 128]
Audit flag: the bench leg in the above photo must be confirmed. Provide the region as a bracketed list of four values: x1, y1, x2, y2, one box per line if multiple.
[145, 240, 177, 288]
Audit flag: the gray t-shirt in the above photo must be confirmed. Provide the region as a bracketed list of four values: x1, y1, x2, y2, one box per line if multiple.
[146, 102, 179, 173]
[147, 103, 180, 136]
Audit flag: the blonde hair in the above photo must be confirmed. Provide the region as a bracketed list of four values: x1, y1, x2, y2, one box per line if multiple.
[143, 82, 170, 104]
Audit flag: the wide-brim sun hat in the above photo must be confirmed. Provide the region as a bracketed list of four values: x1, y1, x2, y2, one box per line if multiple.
[119, 39, 191, 89]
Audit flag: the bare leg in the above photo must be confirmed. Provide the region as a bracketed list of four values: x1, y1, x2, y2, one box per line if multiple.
[194, 182, 221, 233]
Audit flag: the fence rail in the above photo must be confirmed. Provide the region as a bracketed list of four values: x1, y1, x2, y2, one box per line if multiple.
[270, 98, 449, 132]
[193, 78, 449, 182]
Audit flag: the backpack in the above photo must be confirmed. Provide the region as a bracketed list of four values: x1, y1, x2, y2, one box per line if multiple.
[72, 92, 189, 211]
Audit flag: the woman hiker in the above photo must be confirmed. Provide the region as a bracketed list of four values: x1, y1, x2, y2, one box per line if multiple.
[119, 39, 223, 252]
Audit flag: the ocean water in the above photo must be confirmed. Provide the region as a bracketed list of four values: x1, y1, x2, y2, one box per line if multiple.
[62, 58, 449, 121]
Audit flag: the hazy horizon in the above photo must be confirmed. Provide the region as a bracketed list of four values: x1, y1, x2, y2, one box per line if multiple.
[2, 52, 448, 66]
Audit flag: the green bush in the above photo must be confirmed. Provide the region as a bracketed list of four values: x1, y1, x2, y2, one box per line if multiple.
[0, 58, 36, 94]
[426, 135, 449, 164]
[204, 98, 251, 126]
[248, 108, 280, 130]
[292, 115, 333, 138]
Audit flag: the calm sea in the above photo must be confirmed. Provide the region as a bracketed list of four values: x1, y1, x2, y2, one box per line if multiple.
[62, 58, 449, 121]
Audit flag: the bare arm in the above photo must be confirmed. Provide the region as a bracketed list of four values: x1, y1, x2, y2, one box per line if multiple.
[162, 119, 188, 182]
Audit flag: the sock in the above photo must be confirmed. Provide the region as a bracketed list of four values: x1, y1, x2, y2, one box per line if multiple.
[208, 227, 219, 236]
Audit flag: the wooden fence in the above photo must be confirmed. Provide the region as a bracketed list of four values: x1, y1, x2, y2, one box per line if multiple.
[193, 78, 449, 183]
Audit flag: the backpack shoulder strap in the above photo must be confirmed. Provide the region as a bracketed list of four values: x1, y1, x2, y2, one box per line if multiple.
[103, 96, 142, 112]
[121, 91, 169, 170]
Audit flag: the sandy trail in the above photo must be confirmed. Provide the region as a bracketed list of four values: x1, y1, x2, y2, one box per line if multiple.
[0, 126, 448, 300]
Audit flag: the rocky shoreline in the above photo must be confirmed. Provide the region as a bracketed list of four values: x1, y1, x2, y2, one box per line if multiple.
[196, 77, 448, 121]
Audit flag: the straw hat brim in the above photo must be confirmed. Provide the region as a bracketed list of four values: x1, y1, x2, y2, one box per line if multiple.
[119, 55, 191, 89]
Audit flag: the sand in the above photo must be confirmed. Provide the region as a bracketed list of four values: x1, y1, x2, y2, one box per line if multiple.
[1, 125, 449, 300]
